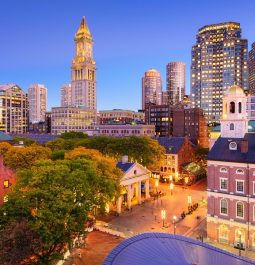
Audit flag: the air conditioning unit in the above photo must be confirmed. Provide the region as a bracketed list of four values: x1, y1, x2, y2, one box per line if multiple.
[229, 141, 237, 150]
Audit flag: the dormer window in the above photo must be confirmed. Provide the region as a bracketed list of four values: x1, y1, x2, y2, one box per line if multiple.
[229, 141, 237, 150]
[220, 167, 227, 173]
[236, 169, 244, 175]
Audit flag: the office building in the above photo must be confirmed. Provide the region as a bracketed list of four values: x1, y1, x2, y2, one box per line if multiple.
[71, 17, 96, 111]
[249, 42, 255, 95]
[191, 22, 248, 123]
[142, 69, 162, 109]
[61, 83, 72, 107]
[166, 62, 185, 105]
[28, 84, 47, 124]
[0, 84, 28, 133]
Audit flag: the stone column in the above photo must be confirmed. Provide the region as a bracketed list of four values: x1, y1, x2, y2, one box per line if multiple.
[127, 184, 132, 210]
[145, 179, 150, 199]
[138, 181, 142, 204]
[117, 196, 122, 214]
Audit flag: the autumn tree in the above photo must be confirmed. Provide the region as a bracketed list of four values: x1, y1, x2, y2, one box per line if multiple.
[4, 145, 52, 170]
[0, 142, 12, 156]
[0, 157, 121, 264]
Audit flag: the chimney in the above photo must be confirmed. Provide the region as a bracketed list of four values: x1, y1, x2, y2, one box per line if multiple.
[122, 155, 128, 164]
[240, 140, 248, 154]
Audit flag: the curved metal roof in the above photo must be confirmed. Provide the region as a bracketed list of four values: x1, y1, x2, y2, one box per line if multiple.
[103, 233, 255, 265]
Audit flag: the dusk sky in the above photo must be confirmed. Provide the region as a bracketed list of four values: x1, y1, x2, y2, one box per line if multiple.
[0, 0, 254, 111]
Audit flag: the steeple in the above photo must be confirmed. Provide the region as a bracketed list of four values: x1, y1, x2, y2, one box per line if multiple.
[75, 16, 92, 40]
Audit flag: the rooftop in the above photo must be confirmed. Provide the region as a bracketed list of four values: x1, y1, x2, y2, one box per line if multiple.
[103, 233, 254, 265]
[116, 162, 135, 173]
[157, 137, 185, 154]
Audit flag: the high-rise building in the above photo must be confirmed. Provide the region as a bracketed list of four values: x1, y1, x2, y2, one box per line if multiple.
[142, 69, 162, 110]
[249, 42, 255, 95]
[61, 83, 72, 107]
[191, 22, 248, 123]
[161, 91, 169, 105]
[71, 17, 96, 111]
[28, 84, 47, 123]
[166, 62, 185, 105]
[0, 84, 28, 133]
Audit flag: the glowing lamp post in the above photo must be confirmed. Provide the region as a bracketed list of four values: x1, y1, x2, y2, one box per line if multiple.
[187, 195, 192, 205]
[173, 215, 177, 234]
[161, 209, 166, 227]
[169, 175, 173, 182]
[170, 182, 174, 196]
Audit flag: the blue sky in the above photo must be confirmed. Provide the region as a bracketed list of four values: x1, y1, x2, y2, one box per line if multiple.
[0, 0, 254, 111]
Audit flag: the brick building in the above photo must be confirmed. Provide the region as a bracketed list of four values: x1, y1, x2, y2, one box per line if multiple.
[207, 85, 255, 250]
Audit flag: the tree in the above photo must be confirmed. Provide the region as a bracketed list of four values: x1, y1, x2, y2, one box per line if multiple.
[45, 138, 65, 152]
[194, 146, 209, 167]
[0, 158, 120, 264]
[60, 131, 88, 139]
[4, 146, 52, 170]
[13, 136, 37, 146]
[0, 142, 12, 156]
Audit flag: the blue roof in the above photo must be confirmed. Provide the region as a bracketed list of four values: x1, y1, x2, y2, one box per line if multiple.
[207, 133, 255, 163]
[116, 162, 135, 172]
[103, 233, 255, 265]
[0, 132, 13, 141]
[12, 134, 59, 144]
[157, 137, 185, 154]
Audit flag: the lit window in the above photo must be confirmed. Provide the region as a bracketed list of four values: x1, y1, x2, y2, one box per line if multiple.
[236, 202, 244, 218]
[3, 195, 8, 203]
[3, 180, 9, 189]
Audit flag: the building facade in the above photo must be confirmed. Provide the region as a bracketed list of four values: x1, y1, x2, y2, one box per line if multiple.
[191, 22, 248, 123]
[145, 103, 208, 147]
[166, 62, 185, 105]
[51, 107, 96, 134]
[61, 83, 72, 107]
[28, 84, 47, 124]
[249, 42, 255, 95]
[0, 84, 28, 133]
[99, 109, 145, 125]
[98, 124, 155, 138]
[207, 85, 255, 250]
[142, 69, 162, 110]
[71, 17, 96, 111]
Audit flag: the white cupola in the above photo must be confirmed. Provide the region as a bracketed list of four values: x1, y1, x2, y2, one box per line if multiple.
[220, 85, 248, 138]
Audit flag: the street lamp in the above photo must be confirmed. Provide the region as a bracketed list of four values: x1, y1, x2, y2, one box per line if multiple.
[185, 176, 189, 187]
[169, 175, 173, 182]
[187, 195, 192, 205]
[161, 209, 166, 227]
[173, 215, 177, 234]
[238, 230, 242, 256]
[170, 182, 174, 196]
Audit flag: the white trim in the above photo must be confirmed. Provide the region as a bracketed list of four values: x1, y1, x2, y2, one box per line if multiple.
[207, 191, 249, 202]
[220, 177, 228, 191]
[236, 179, 244, 194]
[253, 181, 255, 196]
[207, 216, 251, 229]
[220, 167, 228, 173]
[236, 168, 244, 175]
[220, 198, 228, 216]
[208, 160, 255, 168]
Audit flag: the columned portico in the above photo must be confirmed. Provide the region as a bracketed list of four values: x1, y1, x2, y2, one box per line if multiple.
[145, 179, 150, 199]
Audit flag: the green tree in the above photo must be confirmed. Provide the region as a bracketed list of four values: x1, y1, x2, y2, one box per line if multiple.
[0, 158, 120, 264]
[4, 145, 52, 170]
[13, 136, 37, 146]
[45, 138, 65, 151]
[60, 131, 88, 139]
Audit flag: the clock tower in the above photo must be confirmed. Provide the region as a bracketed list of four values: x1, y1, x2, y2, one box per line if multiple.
[71, 17, 96, 111]
[220, 85, 248, 138]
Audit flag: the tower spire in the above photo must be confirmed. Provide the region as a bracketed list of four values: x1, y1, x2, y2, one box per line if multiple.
[75, 16, 91, 39]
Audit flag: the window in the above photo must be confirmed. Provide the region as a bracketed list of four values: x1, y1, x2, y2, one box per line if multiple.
[134, 170, 137, 175]
[230, 123, 234, 130]
[220, 178, 228, 190]
[219, 224, 229, 244]
[236, 202, 244, 218]
[3, 195, 8, 203]
[238, 102, 242, 113]
[253, 181, 255, 195]
[236, 169, 244, 175]
[230, 101, 235, 113]
[253, 205, 255, 221]
[220, 199, 228, 215]
[3, 180, 9, 189]
[236, 180, 244, 193]
[220, 167, 227, 173]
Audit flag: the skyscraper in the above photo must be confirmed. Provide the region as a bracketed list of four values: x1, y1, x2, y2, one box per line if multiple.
[61, 83, 72, 107]
[191, 22, 248, 123]
[249, 42, 255, 95]
[71, 17, 96, 110]
[28, 84, 47, 123]
[166, 62, 185, 105]
[142, 69, 162, 110]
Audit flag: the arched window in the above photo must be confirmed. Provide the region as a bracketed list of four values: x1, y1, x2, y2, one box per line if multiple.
[236, 202, 244, 218]
[235, 229, 245, 244]
[230, 101, 235, 113]
[134, 170, 137, 175]
[238, 102, 242, 113]
[220, 167, 227, 173]
[230, 123, 234, 130]
[236, 169, 244, 175]
[220, 199, 228, 215]
[219, 224, 229, 244]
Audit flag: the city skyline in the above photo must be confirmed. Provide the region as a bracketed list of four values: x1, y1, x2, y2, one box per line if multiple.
[0, 0, 255, 111]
